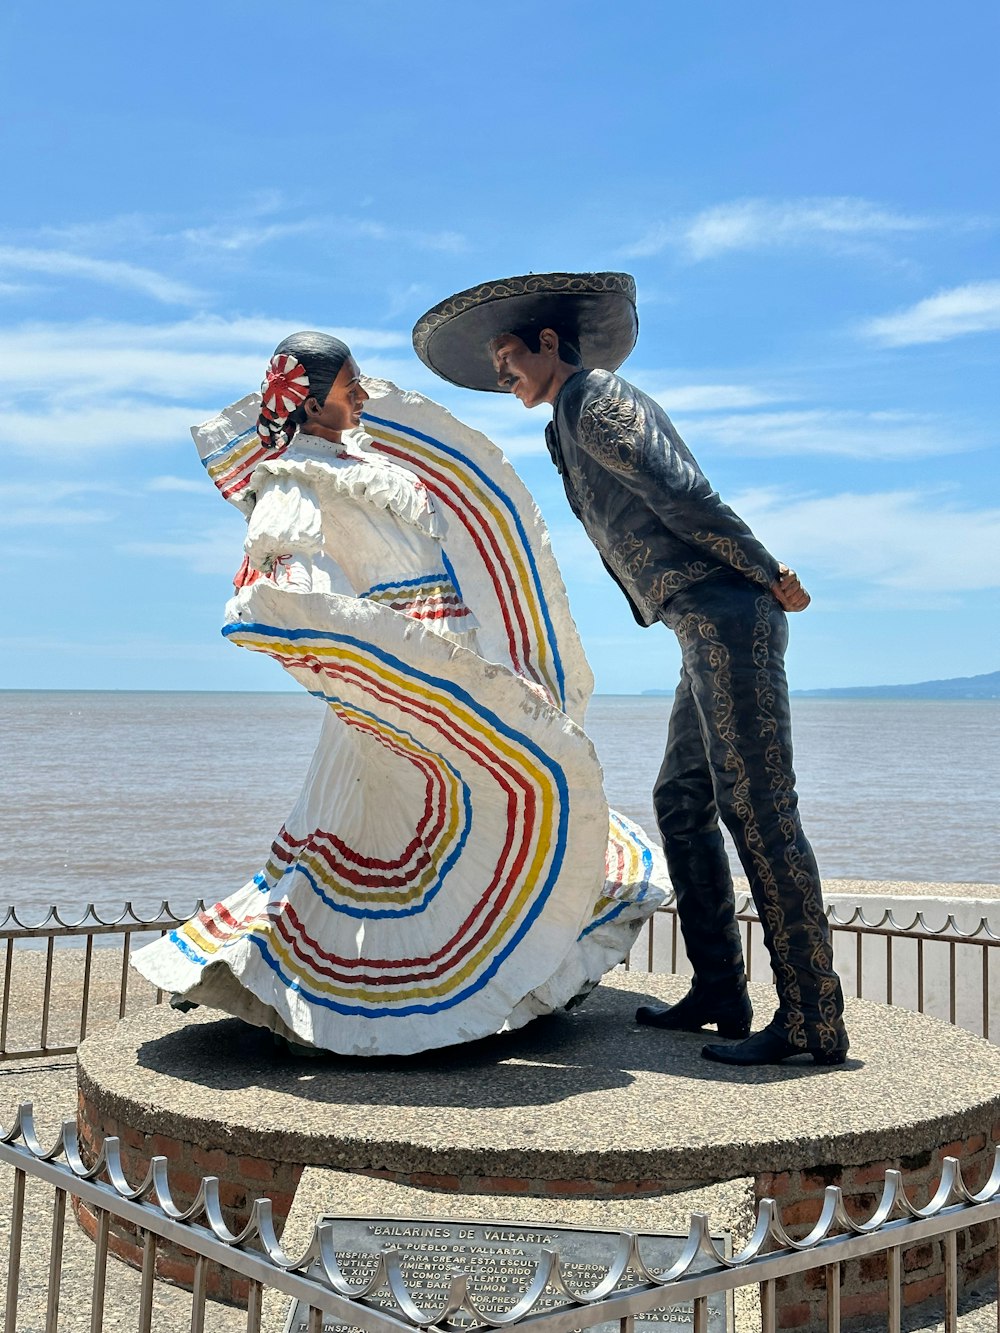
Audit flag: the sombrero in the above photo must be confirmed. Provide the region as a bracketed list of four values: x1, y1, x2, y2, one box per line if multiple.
[412, 272, 638, 392]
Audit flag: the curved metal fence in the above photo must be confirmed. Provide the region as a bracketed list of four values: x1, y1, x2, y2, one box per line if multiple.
[626, 893, 1000, 1043]
[0, 900, 203, 1061]
[2, 1101, 999, 1333]
[3, 893, 1000, 1061]
[3, 895, 1000, 1328]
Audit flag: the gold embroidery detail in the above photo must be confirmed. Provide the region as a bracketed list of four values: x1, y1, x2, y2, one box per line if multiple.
[689, 532, 772, 589]
[672, 603, 843, 1049]
[567, 464, 595, 510]
[609, 532, 652, 582]
[647, 560, 713, 605]
[748, 595, 842, 1051]
[578, 395, 644, 473]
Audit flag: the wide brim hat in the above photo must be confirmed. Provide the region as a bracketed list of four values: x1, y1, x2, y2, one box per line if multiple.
[412, 272, 638, 392]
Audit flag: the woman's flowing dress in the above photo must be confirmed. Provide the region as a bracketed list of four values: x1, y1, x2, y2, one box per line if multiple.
[131, 379, 668, 1054]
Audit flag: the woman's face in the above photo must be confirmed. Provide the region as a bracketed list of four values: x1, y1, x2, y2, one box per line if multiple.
[304, 356, 369, 438]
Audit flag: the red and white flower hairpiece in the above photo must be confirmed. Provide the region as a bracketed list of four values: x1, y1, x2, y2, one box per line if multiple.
[257, 353, 311, 448]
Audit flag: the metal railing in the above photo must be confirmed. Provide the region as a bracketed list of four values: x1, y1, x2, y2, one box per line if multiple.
[627, 894, 1000, 1043]
[2, 1100, 998, 1333]
[0, 901, 202, 1062]
[3, 891, 1000, 1061]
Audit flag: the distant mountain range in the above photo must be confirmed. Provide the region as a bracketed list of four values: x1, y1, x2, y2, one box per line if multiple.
[791, 669, 1000, 700]
[641, 669, 1000, 700]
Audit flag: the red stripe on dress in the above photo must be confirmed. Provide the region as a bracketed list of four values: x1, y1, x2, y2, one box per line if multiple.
[369, 437, 538, 686]
[268, 735, 449, 882]
[206, 647, 545, 981]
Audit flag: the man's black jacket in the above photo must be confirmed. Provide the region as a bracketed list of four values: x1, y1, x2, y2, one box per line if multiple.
[547, 369, 781, 625]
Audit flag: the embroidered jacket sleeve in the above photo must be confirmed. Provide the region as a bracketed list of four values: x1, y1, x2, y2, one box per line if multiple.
[567, 376, 781, 591]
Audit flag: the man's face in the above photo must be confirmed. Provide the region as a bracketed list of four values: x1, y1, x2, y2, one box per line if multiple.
[490, 334, 552, 409]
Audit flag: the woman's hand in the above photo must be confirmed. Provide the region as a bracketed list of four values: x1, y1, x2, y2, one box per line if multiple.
[771, 564, 811, 612]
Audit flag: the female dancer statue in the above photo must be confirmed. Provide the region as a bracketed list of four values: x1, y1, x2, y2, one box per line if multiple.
[132, 331, 667, 1055]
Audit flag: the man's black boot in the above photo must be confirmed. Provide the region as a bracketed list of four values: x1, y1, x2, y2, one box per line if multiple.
[702, 1023, 848, 1067]
[635, 980, 752, 1038]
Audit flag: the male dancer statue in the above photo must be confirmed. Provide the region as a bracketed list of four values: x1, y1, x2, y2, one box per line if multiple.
[412, 273, 848, 1066]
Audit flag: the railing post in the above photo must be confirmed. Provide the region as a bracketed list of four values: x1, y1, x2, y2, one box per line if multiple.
[80, 934, 95, 1044]
[119, 931, 133, 1020]
[944, 1230, 958, 1333]
[887, 1244, 901, 1333]
[825, 1260, 840, 1332]
[44, 1187, 67, 1333]
[0, 939, 12, 1052]
[90, 1207, 110, 1333]
[137, 1229, 156, 1333]
[40, 937, 56, 1051]
[3, 1167, 25, 1333]
[245, 1280, 264, 1333]
[760, 1278, 776, 1333]
[190, 1253, 208, 1333]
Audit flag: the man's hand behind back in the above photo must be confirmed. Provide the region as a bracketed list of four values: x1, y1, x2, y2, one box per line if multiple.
[771, 564, 811, 612]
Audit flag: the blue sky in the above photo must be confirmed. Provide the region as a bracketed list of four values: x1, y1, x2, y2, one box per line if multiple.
[1, 0, 997, 693]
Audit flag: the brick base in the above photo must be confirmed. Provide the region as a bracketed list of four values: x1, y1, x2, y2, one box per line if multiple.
[76, 1088, 1000, 1319]
[758, 1129, 1000, 1327]
[74, 1090, 687, 1303]
[76, 1089, 303, 1305]
[72, 1196, 257, 1306]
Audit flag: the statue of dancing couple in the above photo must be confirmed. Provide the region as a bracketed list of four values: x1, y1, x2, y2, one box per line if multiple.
[135, 271, 848, 1069]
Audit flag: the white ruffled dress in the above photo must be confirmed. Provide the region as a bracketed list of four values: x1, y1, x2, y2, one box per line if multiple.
[131, 380, 668, 1055]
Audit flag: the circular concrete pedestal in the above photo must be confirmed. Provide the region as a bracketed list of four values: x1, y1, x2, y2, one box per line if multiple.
[77, 973, 1000, 1322]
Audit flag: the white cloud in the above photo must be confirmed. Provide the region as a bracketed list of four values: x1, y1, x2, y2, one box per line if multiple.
[328, 219, 469, 254]
[0, 633, 232, 663]
[731, 486, 1000, 595]
[0, 479, 121, 527]
[182, 217, 468, 255]
[384, 282, 434, 320]
[0, 314, 409, 395]
[0, 316, 413, 457]
[682, 407, 965, 459]
[40, 213, 174, 250]
[642, 383, 780, 412]
[0, 246, 201, 304]
[0, 504, 111, 529]
[119, 525, 244, 577]
[0, 480, 119, 502]
[39, 204, 468, 261]
[862, 280, 1000, 346]
[181, 220, 319, 252]
[624, 197, 933, 261]
[2, 401, 208, 456]
[147, 475, 206, 494]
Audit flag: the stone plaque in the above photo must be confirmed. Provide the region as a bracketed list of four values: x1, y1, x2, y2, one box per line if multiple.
[283, 1216, 732, 1332]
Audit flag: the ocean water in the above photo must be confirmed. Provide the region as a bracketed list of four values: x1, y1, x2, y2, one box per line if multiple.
[1, 691, 997, 921]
